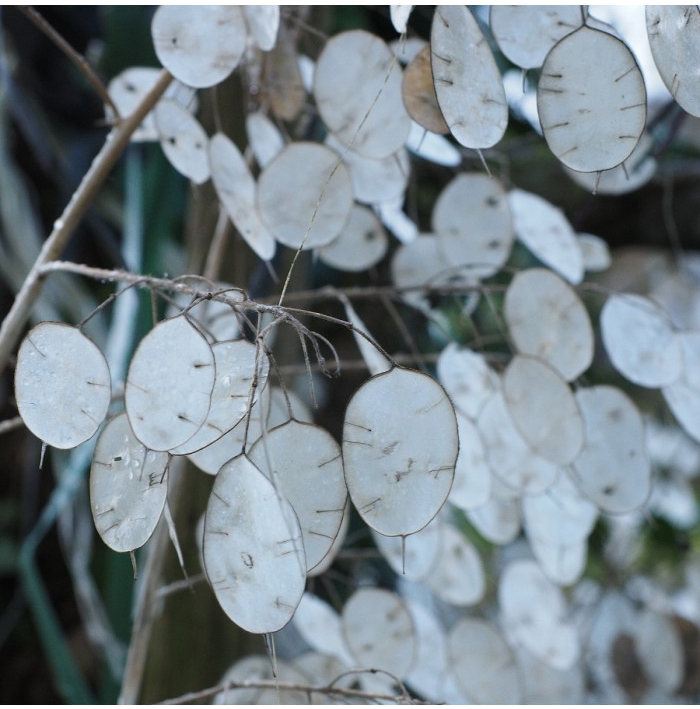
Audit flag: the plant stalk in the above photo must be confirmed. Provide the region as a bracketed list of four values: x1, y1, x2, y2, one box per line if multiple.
[0, 68, 173, 376]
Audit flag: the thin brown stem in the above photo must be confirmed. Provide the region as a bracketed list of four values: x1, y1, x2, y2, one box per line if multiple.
[17, 6, 121, 120]
[0, 70, 173, 377]
[155, 676, 425, 706]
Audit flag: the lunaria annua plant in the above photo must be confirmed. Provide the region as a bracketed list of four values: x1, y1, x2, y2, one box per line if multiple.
[8, 4, 700, 704]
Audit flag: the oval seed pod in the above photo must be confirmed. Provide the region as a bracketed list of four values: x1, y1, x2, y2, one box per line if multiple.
[170, 339, 268, 455]
[502, 355, 584, 465]
[209, 132, 276, 262]
[572, 385, 651, 514]
[467, 496, 521, 545]
[154, 99, 209, 184]
[257, 142, 353, 250]
[314, 30, 410, 158]
[663, 331, 700, 443]
[403, 599, 451, 703]
[402, 44, 449, 134]
[151, 6, 247, 88]
[245, 112, 284, 169]
[538, 26, 646, 172]
[317, 204, 388, 273]
[243, 5, 279, 52]
[448, 618, 521, 704]
[490, 5, 583, 70]
[432, 173, 514, 279]
[647, 6, 700, 117]
[424, 523, 485, 606]
[15, 322, 111, 449]
[248, 420, 347, 572]
[509, 188, 583, 284]
[203, 454, 305, 634]
[341, 587, 416, 680]
[600, 292, 682, 388]
[342, 367, 458, 536]
[125, 315, 215, 452]
[436, 343, 499, 420]
[449, 411, 491, 511]
[106, 67, 197, 142]
[431, 5, 508, 149]
[504, 268, 594, 382]
[293, 592, 355, 666]
[477, 390, 558, 497]
[325, 133, 410, 205]
[90, 413, 169, 552]
[499, 559, 580, 670]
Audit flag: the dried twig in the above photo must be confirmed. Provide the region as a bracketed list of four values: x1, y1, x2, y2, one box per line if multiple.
[0, 69, 173, 377]
[16, 6, 121, 119]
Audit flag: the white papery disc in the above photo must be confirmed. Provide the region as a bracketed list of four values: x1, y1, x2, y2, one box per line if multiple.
[647, 6, 700, 117]
[635, 607, 684, 694]
[90, 413, 168, 552]
[538, 26, 646, 172]
[467, 496, 521, 545]
[503, 355, 584, 465]
[390, 5, 413, 34]
[154, 99, 209, 184]
[578, 233, 612, 271]
[448, 618, 521, 704]
[106, 67, 197, 142]
[245, 112, 285, 169]
[528, 533, 587, 587]
[243, 5, 279, 51]
[209, 132, 276, 261]
[187, 384, 311, 475]
[203, 454, 305, 634]
[424, 523, 485, 606]
[509, 188, 583, 284]
[600, 293, 682, 388]
[436, 343, 499, 420]
[522, 472, 598, 546]
[342, 587, 416, 680]
[449, 411, 491, 511]
[16, 322, 111, 449]
[314, 30, 410, 158]
[477, 390, 559, 496]
[572, 385, 651, 513]
[505, 267, 594, 381]
[431, 5, 508, 149]
[342, 367, 458, 536]
[258, 142, 353, 250]
[317, 204, 389, 273]
[125, 316, 215, 451]
[151, 6, 246, 88]
[516, 646, 585, 704]
[404, 599, 451, 704]
[248, 420, 347, 572]
[432, 173, 514, 279]
[293, 593, 354, 666]
[490, 5, 583, 70]
[663, 331, 700, 443]
[170, 339, 267, 455]
[499, 559, 580, 670]
[326, 133, 409, 205]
